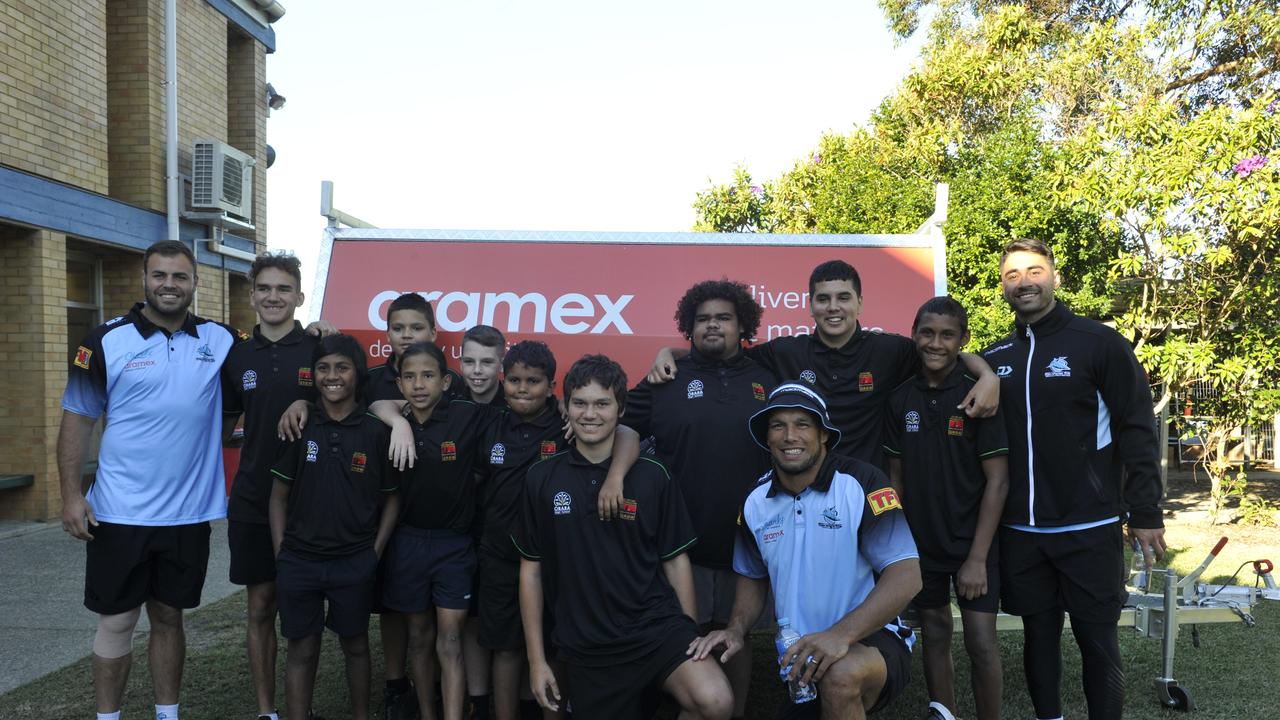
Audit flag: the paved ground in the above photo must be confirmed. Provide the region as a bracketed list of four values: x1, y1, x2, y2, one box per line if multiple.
[0, 519, 239, 695]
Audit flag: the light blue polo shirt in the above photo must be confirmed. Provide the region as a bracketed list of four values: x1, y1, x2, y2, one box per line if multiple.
[63, 303, 241, 526]
[735, 453, 918, 647]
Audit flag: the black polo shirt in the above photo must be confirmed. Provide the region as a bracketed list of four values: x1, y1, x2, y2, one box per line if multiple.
[882, 364, 1008, 571]
[625, 348, 773, 569]
[221, 322, 318, 524]
[271, 404, 398, 559]
[513, 449, 697, 666]
[399, 399, 502, 534]
[747, 326, 918, 466]
[365, 353, 467, 404]
[477, 399, 569, 561]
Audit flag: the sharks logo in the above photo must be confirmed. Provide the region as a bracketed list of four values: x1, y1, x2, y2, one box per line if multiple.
[818, 506, 843, 529]
[1045, 356, 1072, 378]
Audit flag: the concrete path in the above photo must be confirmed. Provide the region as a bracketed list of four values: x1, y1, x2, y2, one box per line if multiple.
[0, 519, 239, 695]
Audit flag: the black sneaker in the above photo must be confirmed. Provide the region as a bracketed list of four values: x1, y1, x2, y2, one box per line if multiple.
[384, 685, 420, 720]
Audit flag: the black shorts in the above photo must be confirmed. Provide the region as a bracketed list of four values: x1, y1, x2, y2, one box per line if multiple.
[773, 628, 912, 719]
[276, 547, 378, 639]
[382, 526, 476, 613]
[84, 521, 211, 615]
[477, 546, 523, 651]
[566, 616, 699, 720]
[228, 520, 276, 586]
[999, 522, 1126, 623]
[914, 558, 1000, 613]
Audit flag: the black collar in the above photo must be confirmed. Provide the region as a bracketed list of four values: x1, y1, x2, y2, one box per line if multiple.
[314, 402, 369, 427]
[567, 445, 612, 469]
[129, 302, 201, 339]
[688, 346, 750, 369]
[507, 398, 560, 429]
[810, 323, 865, 356]
[253, 321, 306, 348]
[1016, 301, 1072, 340]
[914, 362, 971, 391]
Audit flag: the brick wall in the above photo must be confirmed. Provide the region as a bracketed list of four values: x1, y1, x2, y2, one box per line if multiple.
[0, 227, 68, 521]
[0, 1, 109, 193]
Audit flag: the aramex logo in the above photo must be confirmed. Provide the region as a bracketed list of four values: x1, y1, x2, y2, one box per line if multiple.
[367, 290, 635, 335]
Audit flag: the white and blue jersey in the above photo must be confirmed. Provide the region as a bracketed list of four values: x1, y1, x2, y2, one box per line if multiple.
[734, 453, 918, 647]
[62, 303, 242, 526]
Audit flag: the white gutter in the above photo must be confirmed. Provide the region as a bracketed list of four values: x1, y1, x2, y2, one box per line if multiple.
[165, 0, 179, 243]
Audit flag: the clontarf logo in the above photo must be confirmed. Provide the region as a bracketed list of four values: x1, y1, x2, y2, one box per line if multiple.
[74, 346, 93, 370]
[997, 365, 1013, 377]
[441, 441, 457, 462]
[948, 416, 965, 436]
[752, 382, 766, 401]
[818, 506, 844, 529]
[297, 367, 313, 387]
[905, 411, 920, 433]
[242, 369, 257, 391]
[1045, 356, 1072, 378]
[800, 369, 818, 384]
[305, 440, 319, 463]
[619, 497, 638, 521]
[489, 443, 506, 465]
[687, 379, 704, 399]
[350, 451, 368, 473]
[196, 343, 216, 363]
[858, 371, 874, 393]
[553, 491, 572, 515]
[540, 440, 558, 459]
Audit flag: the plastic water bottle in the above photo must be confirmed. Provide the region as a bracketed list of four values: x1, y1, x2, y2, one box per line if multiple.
[775, 618, 818, 704]
[1130, 538, 1148, 591]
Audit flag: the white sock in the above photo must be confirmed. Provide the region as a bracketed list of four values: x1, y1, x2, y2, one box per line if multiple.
[259, 714, 279, 720]
[97, 713, 121, 720]
[155, 704, 179, 720]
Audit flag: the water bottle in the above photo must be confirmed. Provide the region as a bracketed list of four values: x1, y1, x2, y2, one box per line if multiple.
[775, 618, 818, 704]
[1130, 538, 1148, 591]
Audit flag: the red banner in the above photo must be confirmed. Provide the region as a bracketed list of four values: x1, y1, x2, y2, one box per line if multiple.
[317, 238, 938, 385]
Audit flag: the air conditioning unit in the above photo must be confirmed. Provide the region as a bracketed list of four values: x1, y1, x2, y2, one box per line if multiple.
[190, 139, 255, 220]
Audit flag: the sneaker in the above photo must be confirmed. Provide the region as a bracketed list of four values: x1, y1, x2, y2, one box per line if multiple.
[925, 701, 957, 720]
[384, 685, 420, 720]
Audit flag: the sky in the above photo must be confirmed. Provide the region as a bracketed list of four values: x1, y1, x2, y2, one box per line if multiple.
[262, 0, 927, 306]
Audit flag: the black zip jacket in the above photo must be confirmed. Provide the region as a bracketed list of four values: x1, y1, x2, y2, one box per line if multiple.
[982, 302, 1163, 529]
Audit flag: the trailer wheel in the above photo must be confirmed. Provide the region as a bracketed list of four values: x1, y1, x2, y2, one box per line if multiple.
[1160, 682, 1194, 712]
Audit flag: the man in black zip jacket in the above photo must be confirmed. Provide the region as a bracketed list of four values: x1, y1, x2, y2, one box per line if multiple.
[982, 239, 1166, 720]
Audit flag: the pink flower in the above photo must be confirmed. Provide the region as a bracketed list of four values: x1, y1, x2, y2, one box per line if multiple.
[749, 184, 765, 197]
[812, 153, 822, 164]
[1267, 99, 1278, 115]
[1233, 155, 1269, 177]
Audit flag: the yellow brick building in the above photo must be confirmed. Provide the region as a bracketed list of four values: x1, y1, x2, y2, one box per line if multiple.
[0, 0, 281, 520]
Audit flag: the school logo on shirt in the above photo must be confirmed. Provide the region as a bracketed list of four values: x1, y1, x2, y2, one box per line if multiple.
[799, 369, 818, 384]
[196, 343, 216, 363]
[1045, 356, 1072, 378]
[819, 506, 844, 529]
[297, 367, 314, 387]
[948, 416, 965, 436]
[122, 347, 156, 372]
[867, 487, 902, 515]
[752, 382, 766, 401]
[441, 441, 457, 462]
[242, 369, 257, 391]
[540, 440, 558, 459]
[553, 491, 572, 515]
[74, 346, 93, 369]
[858, 371, 874, 392]
[619, 498, 638, 521]
[305, 440, 319, 463]
[490, 443, 506, 465]
[905, 411, 920, 433]
[351, 452, 368, 473]
[997, 365, 1013, 377]
[687, 379, 704, 399]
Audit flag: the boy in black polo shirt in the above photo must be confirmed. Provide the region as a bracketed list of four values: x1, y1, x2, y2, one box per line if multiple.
[882, 297, 1009, 720]
[221, 252, 317, 720]
[514, 355, 732, 720]
[269, 334, 400, 720]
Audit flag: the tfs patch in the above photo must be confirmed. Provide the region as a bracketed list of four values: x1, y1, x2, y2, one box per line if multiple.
[242, 369, 258, 391]
[619, 497, 638, 521]
[905, 410, 920, 433]
[948, 416, 965, 436]
[441, 441, 457, 462]
[687, 379, 704, 399]
[74, 346, 93, 370]
[858, 371, 874, 392]
[297, 367, 314, 387]
[752, 382, 766, 401]
[867, 487, 902, 515]
[351, 451, 367, 473]
[553, 491, 572, 516]
[490, 443, 506, 465]
[540, 440, 558, 459]
[305, 440, 319, 463]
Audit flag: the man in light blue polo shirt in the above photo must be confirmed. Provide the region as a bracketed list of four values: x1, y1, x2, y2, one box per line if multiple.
[58, 240, 241, 720]
[689, 383, 921, 720]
